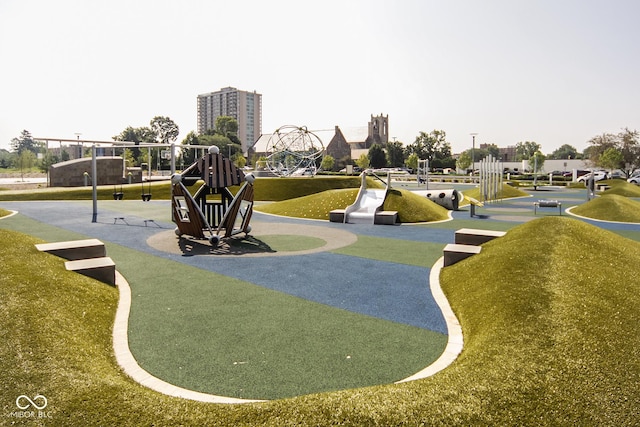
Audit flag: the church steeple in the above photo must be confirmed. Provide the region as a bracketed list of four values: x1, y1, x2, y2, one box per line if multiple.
[368, 114, 388, 145]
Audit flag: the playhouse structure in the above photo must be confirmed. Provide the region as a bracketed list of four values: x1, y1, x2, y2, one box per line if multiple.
[171, 146, 255, 247]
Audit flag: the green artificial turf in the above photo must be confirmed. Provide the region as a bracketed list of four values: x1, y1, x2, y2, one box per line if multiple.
[0, 180, 174, 201]
[331, 235, 446, 267]
[461, 183, 529, 204]
[2, 212, 640, 425]
[438, 216, 640, 425]
[571, 194, 640, 222]
[256, 187, 449, 223]
[255, 188, 358, 220]
[596, 179, 640, 197]
[382, 189, 449, 222]
[0, 176, 367, 202]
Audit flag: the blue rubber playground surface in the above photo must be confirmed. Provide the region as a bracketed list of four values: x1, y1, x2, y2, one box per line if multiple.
[2, 186, 638, 400]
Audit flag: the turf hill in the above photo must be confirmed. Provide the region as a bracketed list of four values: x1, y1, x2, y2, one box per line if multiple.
[255, 188, 449, 222]
[571, 193, 640, 222]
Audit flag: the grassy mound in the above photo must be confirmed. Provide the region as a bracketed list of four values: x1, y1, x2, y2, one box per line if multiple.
[0, 176, 368, 202]
[2, 217, 639, 424]
[0, 208, 11, 217]
[255, 188, 358, 219]
[599, 179, 640, 197]
[255, 188, 449, 222]
[383, 188, 449, 222]
[461, 183, 528, 204]
[571, 193, 640, 222]
[439, 216, 640, 424]
[252, 176, 377, 201]
[0, 180, 173, 201]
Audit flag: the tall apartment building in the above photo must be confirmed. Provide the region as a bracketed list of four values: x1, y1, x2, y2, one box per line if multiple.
[197, 87, 262, 154]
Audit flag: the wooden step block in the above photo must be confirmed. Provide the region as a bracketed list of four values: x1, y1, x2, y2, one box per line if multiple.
[65, 257, 116, 286]
[374, 211, 398, 225]
[443, 243, 482, 267]
[455, 228, 506, 246]
[36, 239, 106, 260]
[329, 209, 345, 223]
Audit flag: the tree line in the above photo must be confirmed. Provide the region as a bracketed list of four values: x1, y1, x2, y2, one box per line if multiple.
[5, 120, 639, 176]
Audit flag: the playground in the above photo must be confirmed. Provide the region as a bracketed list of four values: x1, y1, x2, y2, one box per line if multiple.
[2, 160, 640, 424]
[1, 178, 639, 401]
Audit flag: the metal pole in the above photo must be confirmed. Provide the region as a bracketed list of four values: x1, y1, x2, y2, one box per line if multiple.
[91, 144, 97, 223]
[470, 133, 478, 181]
[170, 143, 176, 175]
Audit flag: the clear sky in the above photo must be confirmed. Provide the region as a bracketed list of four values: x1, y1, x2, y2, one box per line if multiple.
[1, 0, 638, 155]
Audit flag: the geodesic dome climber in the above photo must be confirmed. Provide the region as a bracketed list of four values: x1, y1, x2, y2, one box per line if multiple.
[266, 125, 324, 177]
[171, 146, 255, 247]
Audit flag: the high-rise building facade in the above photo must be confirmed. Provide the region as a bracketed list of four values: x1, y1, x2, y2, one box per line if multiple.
[197, 87, 262, 154]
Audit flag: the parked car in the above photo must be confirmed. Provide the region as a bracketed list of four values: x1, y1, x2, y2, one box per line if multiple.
[627, 175, 640, 185]
[577, 171, 608, 183]
[563, 169, 590, 178]
[609, 169, 627, 179]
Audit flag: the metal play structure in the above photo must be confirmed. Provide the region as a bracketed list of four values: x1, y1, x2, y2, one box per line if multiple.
[478, 154, 503, 203]
[265, 125, 324, 177]
[171, 146, 256, 247]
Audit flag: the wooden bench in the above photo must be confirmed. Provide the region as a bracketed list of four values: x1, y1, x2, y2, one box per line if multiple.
[35, 239, 106, 261]
[534, 200, 562, 215]
[455, 228, 506, 246]
[374, 210, 398, 225]
[443, 243, 482, 267]
[65, 257, 116, 286]
[329, 209, 345, 223]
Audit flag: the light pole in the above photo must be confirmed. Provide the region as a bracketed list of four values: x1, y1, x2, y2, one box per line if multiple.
[470, 133, 478, 176]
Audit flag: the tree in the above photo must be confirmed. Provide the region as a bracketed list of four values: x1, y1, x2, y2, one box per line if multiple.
[0, 149, 13, 168]
[484, 143, 500, 159]
[385, 140, 405, 168]
[39, 151, 58, 173]
[231, 153, 246, 168]
[528, 151, 546, 173]
[549, 144, 579, 160]
[113, 125, 156, 162]
[14, 150, 36, 180]
[406, 130, 450, 162]
[618, 128, 640, 173]
[599, 147, 624, 171]
[587, 129, 639, 173]
[406, 153, 419, 172]
[456, 151, 472, 172]
[321, 155, 335, 171]
[214, 116, 238, 137]
[10, 130, 41, 155]
[150, 116, 179, 144]
[356, 153, 370, 169]
[368, 144, 387, 169]
[515, 141, 541, 161]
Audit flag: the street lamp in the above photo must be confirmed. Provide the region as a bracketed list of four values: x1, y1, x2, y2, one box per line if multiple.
[470, 133, 478, 175]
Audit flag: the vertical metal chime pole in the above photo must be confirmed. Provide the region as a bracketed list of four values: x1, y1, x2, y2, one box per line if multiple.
[91, 144, 98, 223]
[470, 133, 478, 181]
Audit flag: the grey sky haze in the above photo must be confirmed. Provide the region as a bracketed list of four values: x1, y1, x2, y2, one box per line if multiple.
[1, 0, 638, 155]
